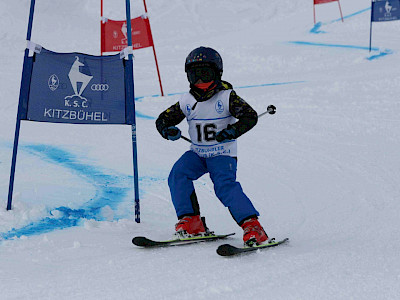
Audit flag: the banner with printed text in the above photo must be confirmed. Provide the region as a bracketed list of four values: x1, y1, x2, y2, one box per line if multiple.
[371, 0, 400, 22]
[26, 48, 133, 124]
[101, 15, 153, 53]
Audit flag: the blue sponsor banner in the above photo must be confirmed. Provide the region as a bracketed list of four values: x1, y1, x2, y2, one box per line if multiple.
[27, 48, 129, 124]
[371, 0, 400, 22]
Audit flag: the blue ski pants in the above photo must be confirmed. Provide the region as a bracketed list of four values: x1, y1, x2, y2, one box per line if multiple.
[168, 150, 259, 225]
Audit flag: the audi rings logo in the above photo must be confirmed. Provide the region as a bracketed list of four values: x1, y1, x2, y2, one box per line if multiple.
[91, 84, 109, 91]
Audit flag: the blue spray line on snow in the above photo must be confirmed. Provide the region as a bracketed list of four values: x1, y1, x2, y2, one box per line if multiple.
[310, 22, 326, 34]
[307, 6, 394, 59]
[288, 41, 393, 60]
[289, 41, 379, 51]
[136, 111, 155, 120]
[236, 80, 305, 89]
[0, 144, 138, 241]
[134, 80, 305, 102]
[310, 7, 371, 34]
[366, 49, 393, 60]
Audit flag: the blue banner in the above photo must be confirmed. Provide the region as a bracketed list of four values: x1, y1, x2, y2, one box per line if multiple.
[372, 0, 400, 22]
[27, 48, 130, 124]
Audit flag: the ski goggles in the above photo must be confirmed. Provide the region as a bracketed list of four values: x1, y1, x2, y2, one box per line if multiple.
[187, 64, 216, 84]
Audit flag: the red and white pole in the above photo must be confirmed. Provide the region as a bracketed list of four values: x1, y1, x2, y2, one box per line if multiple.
[143, 0, 164, 96]
[313, 3, 316, 24]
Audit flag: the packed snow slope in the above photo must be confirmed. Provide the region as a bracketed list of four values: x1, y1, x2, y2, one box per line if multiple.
[1, 0, 400, 299]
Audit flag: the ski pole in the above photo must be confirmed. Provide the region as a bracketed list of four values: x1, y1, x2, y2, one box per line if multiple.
[181, 135, 192, 143]
[180, 105, 276, 143]
[258, 104, 276, 117]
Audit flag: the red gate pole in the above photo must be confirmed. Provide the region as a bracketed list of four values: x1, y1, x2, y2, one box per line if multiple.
[337, 0, 344, 22]
[101, 0, 104, 55]
[313, 2, 316, 24]
[143, 0, 164, 96]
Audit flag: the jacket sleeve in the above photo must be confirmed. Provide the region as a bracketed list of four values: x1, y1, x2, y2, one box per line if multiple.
[227, 90, 258, 138]
[155, 102, 186, 139]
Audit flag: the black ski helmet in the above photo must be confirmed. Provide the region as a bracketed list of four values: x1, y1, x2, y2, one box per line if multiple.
[185, 46, 223, 76]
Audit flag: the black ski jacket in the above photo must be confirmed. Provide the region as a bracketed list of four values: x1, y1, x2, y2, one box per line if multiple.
[156, 81, 258, 140]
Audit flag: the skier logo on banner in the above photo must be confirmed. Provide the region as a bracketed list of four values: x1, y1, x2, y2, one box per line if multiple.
[121, 22, 128, 44]
[66, 56, 93, 101]
[385, 1, 393, 13]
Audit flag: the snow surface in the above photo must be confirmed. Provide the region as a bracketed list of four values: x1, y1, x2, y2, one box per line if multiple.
[1, 0, 400, 299]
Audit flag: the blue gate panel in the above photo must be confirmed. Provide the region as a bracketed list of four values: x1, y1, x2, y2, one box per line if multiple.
[27, 48, 128, 124]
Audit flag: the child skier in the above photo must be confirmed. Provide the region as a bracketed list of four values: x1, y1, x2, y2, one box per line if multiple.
[156, 46, 268, 246]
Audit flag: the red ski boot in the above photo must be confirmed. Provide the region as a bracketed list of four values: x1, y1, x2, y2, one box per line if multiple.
[175, 215, 206, 237]
[241, 218, 268, 246]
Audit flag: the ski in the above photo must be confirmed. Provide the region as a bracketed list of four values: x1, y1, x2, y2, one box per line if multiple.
[216, 238, 289, 256]
[132, 233, 235, 248]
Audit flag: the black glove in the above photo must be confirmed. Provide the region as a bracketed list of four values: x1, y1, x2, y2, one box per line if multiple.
[215, 125, 237, 142]
[161, 126, 181, 141]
